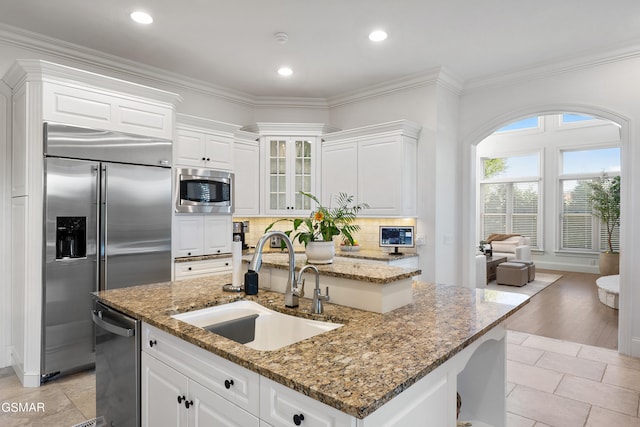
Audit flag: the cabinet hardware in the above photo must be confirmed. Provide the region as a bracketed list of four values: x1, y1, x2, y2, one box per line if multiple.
[184, 399, 194, 409]
[293, 413, 305, 425]
[149, 339, 157, 347]
[201, 157, 206, 161]
[188, 267, 192, 271]
[224, 379, 234, 389]
[177, 395, 185, 404]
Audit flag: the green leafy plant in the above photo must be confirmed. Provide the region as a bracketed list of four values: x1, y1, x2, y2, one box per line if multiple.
[265, 192, 368, 247]
[587, 175, 620, 253]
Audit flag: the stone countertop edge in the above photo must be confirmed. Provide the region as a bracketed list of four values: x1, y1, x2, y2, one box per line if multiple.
[94, 275, 528, 419]
[175, 249, 418, 264]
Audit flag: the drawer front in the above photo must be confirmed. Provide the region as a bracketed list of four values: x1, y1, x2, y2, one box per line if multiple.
[142, 323, 259, 416]
[260, 377, 355, 427]
[174, 258, 232, 280]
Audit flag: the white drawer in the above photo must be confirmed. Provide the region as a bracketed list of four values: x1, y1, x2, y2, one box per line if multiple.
[174, 258, 232, 280]
[142, 323, 260, 416]
[260, 377, 355, 427]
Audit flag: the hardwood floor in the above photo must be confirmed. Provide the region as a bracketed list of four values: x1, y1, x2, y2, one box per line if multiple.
[504, 269, 619, 350]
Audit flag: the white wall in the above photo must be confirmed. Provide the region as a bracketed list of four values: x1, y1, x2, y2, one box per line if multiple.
[477, 114, 621, 273]
[460, 57, 640, 356]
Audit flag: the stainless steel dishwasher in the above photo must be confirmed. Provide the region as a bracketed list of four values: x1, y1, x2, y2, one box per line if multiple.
[92, 300, 141, 427]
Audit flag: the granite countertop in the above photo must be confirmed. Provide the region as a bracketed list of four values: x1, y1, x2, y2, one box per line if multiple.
[257, 253, 421, 284]
[336, 248, 418, 261]
[94, 275, 528, 419]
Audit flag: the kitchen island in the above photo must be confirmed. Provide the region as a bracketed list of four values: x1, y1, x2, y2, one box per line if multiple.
[95, 272, 528, 426]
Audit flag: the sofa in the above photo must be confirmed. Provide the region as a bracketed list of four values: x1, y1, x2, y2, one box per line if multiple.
[488, 235, 532, 261]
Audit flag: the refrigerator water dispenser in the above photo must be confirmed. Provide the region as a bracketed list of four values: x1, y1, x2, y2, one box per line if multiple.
[56, 216, 86, 259]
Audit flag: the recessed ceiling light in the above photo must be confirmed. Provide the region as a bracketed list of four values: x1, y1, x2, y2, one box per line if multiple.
[277, 66, 293, 77]
[130, 11, 153, 25]
[369, 30, 388, 42]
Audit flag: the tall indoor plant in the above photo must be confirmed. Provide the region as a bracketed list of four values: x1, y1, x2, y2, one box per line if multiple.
[588, 175, 620, 275]
[266, 191, 368, 264]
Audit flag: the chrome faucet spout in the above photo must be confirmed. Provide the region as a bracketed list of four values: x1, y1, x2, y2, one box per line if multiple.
[249, 231, 299, 307]
[298, 264, 329, 314]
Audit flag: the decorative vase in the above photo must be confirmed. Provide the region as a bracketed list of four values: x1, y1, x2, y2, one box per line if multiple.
[305, 241, 335, 264]
[599, 252, 620, 275]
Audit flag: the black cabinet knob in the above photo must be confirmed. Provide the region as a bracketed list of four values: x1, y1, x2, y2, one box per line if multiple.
[201, 157, 206, 161]
[187, 252, 191, 256]
[206, 157, 210, 161]
[184, 399, 194, 409]
[224, 379, 234, 389]
[293, 413, 305, 425]
[225, 262, 229, 266]
[217, 249, 221, 253]
[177, 395, 185, 404]
[188, 267, 192, 271]
[149, 339, 157, 347]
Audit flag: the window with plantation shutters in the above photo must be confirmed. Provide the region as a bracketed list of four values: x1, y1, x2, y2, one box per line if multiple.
[480, 153, 541, 249]
[559, 147, 620, 252]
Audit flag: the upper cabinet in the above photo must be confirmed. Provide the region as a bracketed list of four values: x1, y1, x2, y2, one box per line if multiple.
[244, 123, 335, 216]
[233, 130, 260, 216]
[175, 114, 240, 170]
[322, 120, 421, 217]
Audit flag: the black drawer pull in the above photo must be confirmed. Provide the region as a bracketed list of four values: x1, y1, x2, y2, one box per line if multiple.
[185, 399, 194, 409]
[293, 413, 304, 425]
[149, 339, 157, 347]
[177, 395, 185, 404]
[224, 379, 234, 389]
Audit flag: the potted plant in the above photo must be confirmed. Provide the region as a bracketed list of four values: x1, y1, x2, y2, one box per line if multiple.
[587, 175, 620, 275]
[266, 192, 368, 264]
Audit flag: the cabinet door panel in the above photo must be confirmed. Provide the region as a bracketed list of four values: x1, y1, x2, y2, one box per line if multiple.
[176, 130, 206, 167]
[141, 353, 188, 427]
[233, 140, 260, 215]
[173, 216, 204, 257]
[188, 380, 259, 427]
[204, 135, 233, 170]
[358, 136, 402, 215]
[204, 216, 232, 255]
[321, 141, 357, 207]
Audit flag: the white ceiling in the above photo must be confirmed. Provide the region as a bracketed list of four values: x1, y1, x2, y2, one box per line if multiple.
[1, 0, 639, 99]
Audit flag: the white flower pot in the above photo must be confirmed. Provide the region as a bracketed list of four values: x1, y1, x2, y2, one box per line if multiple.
[305, 241, 335, 264]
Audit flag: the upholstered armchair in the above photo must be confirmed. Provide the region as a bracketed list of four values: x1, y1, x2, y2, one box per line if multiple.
[490, 236, 532, 261]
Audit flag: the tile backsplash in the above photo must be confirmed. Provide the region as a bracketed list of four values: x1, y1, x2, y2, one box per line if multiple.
[233, 217, 417, 252]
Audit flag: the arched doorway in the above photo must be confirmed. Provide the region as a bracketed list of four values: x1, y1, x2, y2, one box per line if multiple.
[462, 105, 630, 355]
[476, 112, 621, 349]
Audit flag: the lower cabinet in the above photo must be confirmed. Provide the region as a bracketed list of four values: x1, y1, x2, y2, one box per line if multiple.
[174, 258, 232, 280]
[142, 352, 259, 427]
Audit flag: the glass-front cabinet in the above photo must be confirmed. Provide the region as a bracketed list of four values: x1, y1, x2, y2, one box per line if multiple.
[266, 136, 316, 215]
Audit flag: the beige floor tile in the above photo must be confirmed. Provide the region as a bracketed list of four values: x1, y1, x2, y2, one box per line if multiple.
[585, 406, 640, 427]
[0, 386, 76, 426]
[556, 374, 640, 416]
[603, 364, 640, 392]
[507, 385, 590, 427]
[533, 423, 553, 427]
[535, 351, 606, 381]
[507, 360, 563, 393]
[521, 335, 581, 356]
[506, 381, 516, 396]
[578, 344, 640, 371]
[507, 343, 544, 365]
[506, 411, 536, 427]
[507, 330, 530, 345]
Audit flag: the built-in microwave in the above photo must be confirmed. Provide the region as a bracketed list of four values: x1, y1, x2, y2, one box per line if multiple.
[175, 168, 234, 214]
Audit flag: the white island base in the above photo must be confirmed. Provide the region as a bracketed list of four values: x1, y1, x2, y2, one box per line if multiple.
[141, 322, 506, 427]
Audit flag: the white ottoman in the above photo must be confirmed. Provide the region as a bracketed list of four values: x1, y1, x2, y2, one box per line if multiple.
[596, 275, 619, 309]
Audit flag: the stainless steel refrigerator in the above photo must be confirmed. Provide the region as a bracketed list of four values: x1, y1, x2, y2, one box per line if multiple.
[42, 123, 172, 381]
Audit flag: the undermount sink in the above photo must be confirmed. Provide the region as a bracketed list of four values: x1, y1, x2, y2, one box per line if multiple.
[172, 300, 342, 351]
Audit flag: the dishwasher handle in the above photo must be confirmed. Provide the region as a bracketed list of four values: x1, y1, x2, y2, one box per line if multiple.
[92, 309, 135, 337]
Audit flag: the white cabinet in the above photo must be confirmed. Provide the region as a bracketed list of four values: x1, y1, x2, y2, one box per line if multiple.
[142, 323, 261, 421]
[175, 114, 241, 170]
[142, 352, 259, 427]
[321, 121, 420, 217]
[173, 215, 232, 257]
[260, 377, 355, 427]
[263, 135, 318, 215]
[174, 258, 232, 280]
[233, 130, 260, 216]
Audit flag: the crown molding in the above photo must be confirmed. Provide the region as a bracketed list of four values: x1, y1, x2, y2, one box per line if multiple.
[464, 38, 640, 92]
[322, 120, 422, 142]
[176, 113, 242, 134]
[243, 122, 340, 136]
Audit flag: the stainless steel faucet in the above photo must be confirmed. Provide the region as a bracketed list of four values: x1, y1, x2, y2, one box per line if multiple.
[297, 264, 329, 314]
[249, 231, 304, 307]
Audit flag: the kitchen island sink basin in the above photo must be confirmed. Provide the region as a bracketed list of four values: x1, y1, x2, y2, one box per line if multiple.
[172, 300, 342, 351]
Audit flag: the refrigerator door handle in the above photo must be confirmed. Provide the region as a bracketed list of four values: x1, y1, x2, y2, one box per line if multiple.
[91, 309, 135, 337]
[99, 164, 107, 290]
